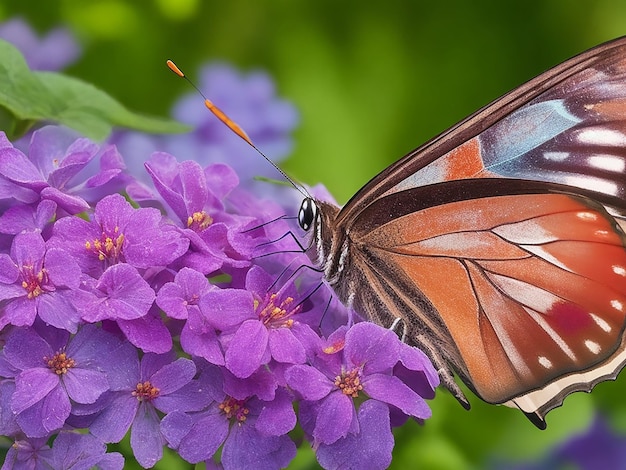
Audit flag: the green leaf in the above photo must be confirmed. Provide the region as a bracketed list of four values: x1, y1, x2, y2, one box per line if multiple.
[0, 39, 189, 140]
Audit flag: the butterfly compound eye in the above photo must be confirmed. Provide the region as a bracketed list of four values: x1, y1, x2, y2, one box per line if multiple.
[298, 198, 317, 231]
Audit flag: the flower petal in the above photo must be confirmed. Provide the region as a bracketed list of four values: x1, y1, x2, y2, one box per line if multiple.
[316, 400, 393, 470]
[285, 365, 333, 401]
[64, 368, 109, 404]
[314, 392, 356, 445]
[225, 320, 269, 378]
[130, 402, 163, 468]
[150, 358, 196, 395]
[178, 410, 229, 464]
[12, 368, 58, 413]
[364, 373, 432, 419]
[268, 327, 306, 364]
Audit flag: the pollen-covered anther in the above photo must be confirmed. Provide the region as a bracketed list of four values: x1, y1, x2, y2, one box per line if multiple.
[219, 397, 250, 423]
[334, 369, 363, 398]
[44, 351, 76, 375]
[85, 228, 125, 262]
[187, 211, 213, 231]
[259, 294, 301, 328]
[20, 265, 48, 299]
[132, 381, 160, 401]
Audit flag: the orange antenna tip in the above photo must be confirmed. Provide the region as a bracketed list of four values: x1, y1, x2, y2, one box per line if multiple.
[166, 59, 185, 77]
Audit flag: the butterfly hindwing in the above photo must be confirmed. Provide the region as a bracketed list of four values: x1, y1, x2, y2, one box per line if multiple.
[338, 179, 626, 424]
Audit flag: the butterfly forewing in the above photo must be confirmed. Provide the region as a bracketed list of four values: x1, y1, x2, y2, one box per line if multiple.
[336, 36, 626, 226]
[308, 37, 626, 428]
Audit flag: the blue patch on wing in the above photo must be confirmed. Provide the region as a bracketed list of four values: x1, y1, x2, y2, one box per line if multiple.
[481, 99, 582, 171]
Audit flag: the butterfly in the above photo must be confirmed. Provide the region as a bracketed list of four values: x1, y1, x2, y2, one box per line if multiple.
[295, 37, 626, 429]
[168, 39, 626, 429]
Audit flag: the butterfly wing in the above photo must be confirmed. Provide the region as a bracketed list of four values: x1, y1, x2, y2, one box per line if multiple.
[333, 178, 626, 428]
[337, 36, 626, 226]
[314, 37, 626, 427]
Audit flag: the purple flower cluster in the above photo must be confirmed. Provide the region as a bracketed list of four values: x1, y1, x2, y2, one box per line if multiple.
[0, 125, 439, 469]
[0, 17, 438, 470]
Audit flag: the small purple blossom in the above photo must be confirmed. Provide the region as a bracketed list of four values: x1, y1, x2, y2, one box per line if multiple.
[88, 352, 198, 468]
[50, 192, 189, 277]
[157, 267, 225, 364]
[161, 362, 296, 468]
[47, 432, 125, 470]
[2, 432, 124, 470]
[0, 127, 127, 215]
[0, 18, 81, 71]
[3, 324, 115, 438]
[286, 322, 437, 456]
[201, 265, 320, 379]
[0, 230, 81, 332]
[145, 157, 255, 274]
[1, 436, 52, 470]
[80, 263, 155, 323]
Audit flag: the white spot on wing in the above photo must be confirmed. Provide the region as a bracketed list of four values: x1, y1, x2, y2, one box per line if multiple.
[588, 155, 626, 172]
[538, 356, 552, 369]
[577, 128, 626, 146]
[585, 340, 601, 355]
[613, 265, 626, 277]
[611, 299, 624, 312]
[564, 175, 619, 196]
[510, 343, 626, 416]
[590, 313, 612, 333]
[577, 211, 598, 221]
[544, 151, 569, 161]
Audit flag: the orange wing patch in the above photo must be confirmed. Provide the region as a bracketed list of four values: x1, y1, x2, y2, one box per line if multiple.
[370, 192, 626, 404]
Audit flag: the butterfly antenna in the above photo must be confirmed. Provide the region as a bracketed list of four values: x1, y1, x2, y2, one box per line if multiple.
[166, 60, 309, 198]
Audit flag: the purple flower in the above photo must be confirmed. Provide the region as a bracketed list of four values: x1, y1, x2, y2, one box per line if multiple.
[145, 157, 255, 274]
[0, 436, 52, 470]
[0, 127, 125, 215]
[1, 432, 124, 470]
[88, 352, 198, 468]
[286, 322, 437, 452]
[46, 432, 124, 469]
[0, 199, 57, 237]
[50, 193, 189, 278]
[80, 263, 155, 323]
[157, 267, 224, 364]
[201, 265, 321, 379]
[161, 362, 296, 468]
[3, 324, 116, 438]
[0, 18, 81, 71]
[0, 230, 82, 332]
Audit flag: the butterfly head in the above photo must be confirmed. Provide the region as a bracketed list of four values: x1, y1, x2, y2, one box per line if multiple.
[298, 197, 318, 231]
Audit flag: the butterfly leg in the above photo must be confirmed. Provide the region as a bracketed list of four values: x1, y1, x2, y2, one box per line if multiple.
[414, 332, 471, 410]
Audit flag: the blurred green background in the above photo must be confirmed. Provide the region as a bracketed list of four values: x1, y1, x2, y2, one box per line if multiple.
[2, 0, 626, 468]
